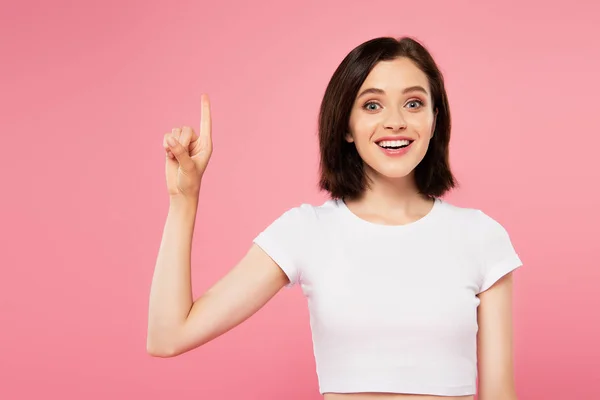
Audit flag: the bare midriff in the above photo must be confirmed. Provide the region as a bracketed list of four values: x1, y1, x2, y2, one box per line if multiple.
[324, 393, 474, 400]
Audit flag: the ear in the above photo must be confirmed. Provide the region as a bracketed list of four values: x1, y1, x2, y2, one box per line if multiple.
[345, 132, 354, 143]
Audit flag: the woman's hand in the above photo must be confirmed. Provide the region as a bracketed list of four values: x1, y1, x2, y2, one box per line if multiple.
[163, 94, 213, 200]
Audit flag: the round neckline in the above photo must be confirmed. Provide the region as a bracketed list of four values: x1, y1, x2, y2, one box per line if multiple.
[335, 197, 442, 230]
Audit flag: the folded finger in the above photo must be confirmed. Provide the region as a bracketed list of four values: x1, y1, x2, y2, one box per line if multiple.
[180, 126, 193, 148]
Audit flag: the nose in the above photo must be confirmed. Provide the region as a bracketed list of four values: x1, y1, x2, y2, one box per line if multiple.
[383, 108, 407, 131]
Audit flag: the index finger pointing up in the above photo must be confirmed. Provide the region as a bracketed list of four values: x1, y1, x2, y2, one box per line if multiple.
[200, 94, 212, 146]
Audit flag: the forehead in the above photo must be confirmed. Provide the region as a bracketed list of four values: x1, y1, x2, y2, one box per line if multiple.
[358, 57, 430, 94]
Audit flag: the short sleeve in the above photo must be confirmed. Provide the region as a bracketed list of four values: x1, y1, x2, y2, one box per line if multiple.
[252, 205, 313, 288]
[476, 210, 523, 294]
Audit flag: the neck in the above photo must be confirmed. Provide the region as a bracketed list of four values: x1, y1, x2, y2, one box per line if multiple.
[347, 168, 432, 215]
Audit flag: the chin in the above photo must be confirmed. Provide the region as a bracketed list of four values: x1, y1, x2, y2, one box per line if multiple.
[368, 164, 416, 180]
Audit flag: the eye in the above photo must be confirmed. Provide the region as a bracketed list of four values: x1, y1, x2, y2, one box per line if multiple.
[363, 101, 381, 111]
[406, 99, 424, 109]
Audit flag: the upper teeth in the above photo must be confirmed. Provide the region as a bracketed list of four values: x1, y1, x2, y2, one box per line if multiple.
[378, 140, 410, 147]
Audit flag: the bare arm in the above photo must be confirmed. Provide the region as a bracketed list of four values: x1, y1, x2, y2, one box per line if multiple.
[146, 196, 197, 356]
[146, 196, 289, 357]
[147, 95, 289, 357]
[477, 272, 518, 400]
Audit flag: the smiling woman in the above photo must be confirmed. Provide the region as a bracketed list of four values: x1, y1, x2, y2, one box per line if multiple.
[357, 85, 428, 155]
[317, 38, 454, 203]
[148, 36, 522, 400]
[347, 58, 437, 182]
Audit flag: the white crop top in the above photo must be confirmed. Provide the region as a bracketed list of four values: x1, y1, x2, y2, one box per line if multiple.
[253, 197, 523, 396]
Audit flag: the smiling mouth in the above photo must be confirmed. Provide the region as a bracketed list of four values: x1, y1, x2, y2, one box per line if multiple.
[376, 139, 414, 150]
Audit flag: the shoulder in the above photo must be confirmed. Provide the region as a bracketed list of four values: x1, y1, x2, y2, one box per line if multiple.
[259, 199, 338, 233]
[274, 199, 339, 223]
[440, 198, 520, 255]
[438, 199, 509, 236]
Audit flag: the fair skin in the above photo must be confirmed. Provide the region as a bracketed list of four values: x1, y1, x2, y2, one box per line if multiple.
[344, 57, 438, 225]
[147, 58, 517, 400]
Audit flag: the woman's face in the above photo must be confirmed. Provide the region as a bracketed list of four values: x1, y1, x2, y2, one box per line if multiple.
[347, 57, 436, 181]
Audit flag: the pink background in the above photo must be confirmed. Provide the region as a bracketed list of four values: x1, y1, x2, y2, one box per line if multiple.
[1, 0, 599, 399]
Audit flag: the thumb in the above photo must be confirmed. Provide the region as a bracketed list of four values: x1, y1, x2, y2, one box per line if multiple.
[167, 136, 196, 173]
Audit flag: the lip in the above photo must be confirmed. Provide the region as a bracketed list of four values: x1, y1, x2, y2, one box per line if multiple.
[374, 135, 415, 143]
[375, 136, 415, 157]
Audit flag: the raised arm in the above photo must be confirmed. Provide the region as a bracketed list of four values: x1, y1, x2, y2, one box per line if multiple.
[146, 95, 289, 357]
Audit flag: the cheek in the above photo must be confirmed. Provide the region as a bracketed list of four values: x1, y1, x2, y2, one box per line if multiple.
[408, 114, 434, 132]
[352, 118, 378, 139]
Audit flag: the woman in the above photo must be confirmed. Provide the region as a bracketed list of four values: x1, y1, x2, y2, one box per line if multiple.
[147, 36, 523, 400]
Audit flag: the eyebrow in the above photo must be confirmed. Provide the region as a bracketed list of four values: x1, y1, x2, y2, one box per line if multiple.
[356, 85, 428, 99]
